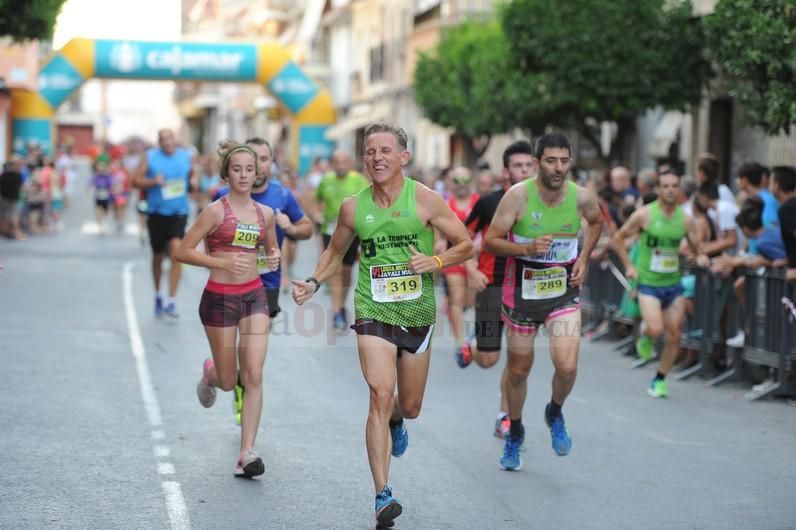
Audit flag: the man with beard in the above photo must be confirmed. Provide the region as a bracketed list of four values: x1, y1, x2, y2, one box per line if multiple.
[484, 133, 603, 471]
[457, 140, 535, 441]
[215, 137, 313, 423]
[612, 171, 708, 398]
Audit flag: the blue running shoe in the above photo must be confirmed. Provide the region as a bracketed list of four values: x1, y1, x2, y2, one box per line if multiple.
[333, 311, 346, 330]
[390, 421, 408, 458]
[155, 296, 164, 318]
[164, 302, 179, 319]
[544, 405, 573, 456]
[375, 485, 402, 526]
[499, 434, 523, 471]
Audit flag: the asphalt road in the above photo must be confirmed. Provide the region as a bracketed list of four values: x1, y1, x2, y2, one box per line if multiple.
[1, 187, 794, 529]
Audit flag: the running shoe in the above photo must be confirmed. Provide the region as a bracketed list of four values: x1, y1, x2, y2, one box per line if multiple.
[333, 311, 346, 330]
[648, 377, 669, 398]
[494, 413, 510, 439]
[375, 485, 402, 526]
[233, 384, 244, 425]
[196, 358, 216, 408]
[499, 434, 524, 471]
[544, 405, 573, 456]
[390, 421, 408, 458]
[636, 335, 655, 362]
[455, 342, 473, 368]
[233, 449, 265, 477]
[163, 302, 178, 319]
[155, 295, 164, 318]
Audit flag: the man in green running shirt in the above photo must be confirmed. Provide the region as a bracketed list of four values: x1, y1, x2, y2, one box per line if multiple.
[612, 171, 708, 398]
[484, 133, 603, 471]
[313, 150, 369, 330]
[292, 122, 473, 527]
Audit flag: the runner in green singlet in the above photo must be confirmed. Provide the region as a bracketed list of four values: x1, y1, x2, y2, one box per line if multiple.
[612, 171, 708, 398]
[484, 133, 603, 471]
[292, 122, 473, 527]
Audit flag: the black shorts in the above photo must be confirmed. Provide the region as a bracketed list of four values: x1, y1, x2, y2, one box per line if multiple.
[265, 287, 280, 318]
[501, 286, 581, 334]
[474, 285, 504, 353]
[199, 279, 269, 327]
[352, 319, 434, 357]
[147, 214, 187, 254]
[95, 198, 111, 210]
[322, 234, 359, 266]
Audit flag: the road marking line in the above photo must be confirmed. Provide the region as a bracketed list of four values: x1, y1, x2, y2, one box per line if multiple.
[154, 445, 171, 458]
[644, 431, 711, 447]
[123, 261, 191, 530]
[162, 482, 191, 530]
[123, 262, 162, 427]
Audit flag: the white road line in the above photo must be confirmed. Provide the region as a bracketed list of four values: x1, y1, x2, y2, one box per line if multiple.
[644, 431, 711, 447]
[154, 445, 171, 458]
[123, 262, 163, 427]
[162, 482, 191, 530]
[123, 261, 191, 530]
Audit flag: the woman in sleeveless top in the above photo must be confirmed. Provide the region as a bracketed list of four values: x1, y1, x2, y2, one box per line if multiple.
[176, 140, 280, 478]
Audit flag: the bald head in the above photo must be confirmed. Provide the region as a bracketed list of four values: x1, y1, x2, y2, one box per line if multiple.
[331, 149, 353, 178]
[610, 165, 632, 194]
[158, 128, 176, 155]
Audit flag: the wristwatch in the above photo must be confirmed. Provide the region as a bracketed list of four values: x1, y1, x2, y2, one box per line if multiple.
[306, 277, 320, 293]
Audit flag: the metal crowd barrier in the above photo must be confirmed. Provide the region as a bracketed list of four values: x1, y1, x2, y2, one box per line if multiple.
[739, 268, 796, 400]
[581, 256, 794, 400]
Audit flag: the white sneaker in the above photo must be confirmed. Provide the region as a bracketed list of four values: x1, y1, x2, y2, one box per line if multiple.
[196, 358, 216, 408]
[726, 331, 745, 348]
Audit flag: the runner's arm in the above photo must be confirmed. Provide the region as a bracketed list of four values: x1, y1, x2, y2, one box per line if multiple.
[131, 153, 159, 189]
[174, 203, 232, 271]
[570, 187, 605, 286]
[257, 204, 282, 270]
[611, 207, 647, 272]
[307, 197, 358, 284]
[577, 187, 604, 259]
[483, 185, 527, 257]
[282, 192, 313, 240]
[419, 185, 474, 269]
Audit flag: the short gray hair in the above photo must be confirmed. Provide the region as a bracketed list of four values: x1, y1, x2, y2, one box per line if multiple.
[363, 122, 408, 151]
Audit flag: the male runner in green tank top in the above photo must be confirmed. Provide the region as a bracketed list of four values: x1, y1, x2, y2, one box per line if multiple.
[612, 171, 708, 398]
[484, 133, 603, 472]
[292, 122, 473, 527]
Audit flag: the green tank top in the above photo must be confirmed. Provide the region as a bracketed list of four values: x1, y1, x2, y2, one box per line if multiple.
[637, 201, 685, 286]
[353, 178, 436, 326]
[506, 179, 580, 301]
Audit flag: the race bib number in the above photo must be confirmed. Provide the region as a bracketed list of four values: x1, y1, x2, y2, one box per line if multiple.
[521, 266, 567, 300]
[232, 223, 260, 249]
[370, 264, 422, 303]
[161, 178, 186, 200]
[96, 189, 110, 200]
[256, 245, 269, 274]
[650, 248, 679, 273]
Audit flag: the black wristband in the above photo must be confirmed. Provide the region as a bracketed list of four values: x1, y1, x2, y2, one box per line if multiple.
[306, 277, 320, 293]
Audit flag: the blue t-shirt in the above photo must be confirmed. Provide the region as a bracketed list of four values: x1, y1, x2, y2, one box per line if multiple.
[215, 179, 304, 288]
[145, 147, 192, 216]
[758, 188, 780, 228]
[752, 226, 786, 261]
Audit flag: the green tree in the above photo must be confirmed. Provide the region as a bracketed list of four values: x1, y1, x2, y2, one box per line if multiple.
[0, 0, 67, 42]
[502, 0, 711, 163]
[705, 0, 796, 135]
[413, 19, 551, 163]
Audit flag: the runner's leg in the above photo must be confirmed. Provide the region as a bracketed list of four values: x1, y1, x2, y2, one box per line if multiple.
[659, 296, 686, 376]
[357, 334, 398, 492]
[238, 313, 270, 451]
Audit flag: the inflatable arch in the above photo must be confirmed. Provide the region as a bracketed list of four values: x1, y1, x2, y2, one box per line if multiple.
[10, 38, 336, 175]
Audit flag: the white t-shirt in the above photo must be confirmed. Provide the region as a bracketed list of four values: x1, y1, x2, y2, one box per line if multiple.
[709, 200, 741, 255]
